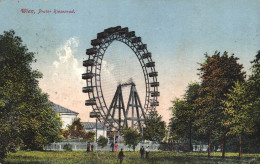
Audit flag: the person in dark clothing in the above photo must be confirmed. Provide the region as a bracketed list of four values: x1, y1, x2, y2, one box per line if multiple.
[111, 142, 115, 152]
[118, 148, 124, 164]
[146, 146, 150, 159]
[87, 142, 91, 152]
[91, 144, 94, 152]
[140, 146, 145, 159]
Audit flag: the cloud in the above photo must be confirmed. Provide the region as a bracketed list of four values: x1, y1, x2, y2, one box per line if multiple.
[41, 38, 124, 122]
[39, 37, 92, 121]
[102, 60, 115, 74]
[51, 37, 84, 83]
[53, 38, 79, 69]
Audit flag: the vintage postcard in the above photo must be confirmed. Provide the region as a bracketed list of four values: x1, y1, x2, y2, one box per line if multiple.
[0, 0, 259, 163]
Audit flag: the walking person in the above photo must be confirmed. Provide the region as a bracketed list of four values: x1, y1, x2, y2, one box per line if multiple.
[111, 142, 114, 152]
[146, 146, 150, 159]
[140, 146, 145, 159]
[118, 148, 125, 164]
[115, 142, 118, 152]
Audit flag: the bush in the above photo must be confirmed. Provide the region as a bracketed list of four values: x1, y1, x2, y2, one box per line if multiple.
[159, 143, 190, 152]
[63, 144, 72, 151]
[122, 127, 141, 151]
[97, 135, 108, 148]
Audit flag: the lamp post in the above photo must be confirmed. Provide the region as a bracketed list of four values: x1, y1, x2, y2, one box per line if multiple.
[141, 124, 144, 143]
[90, 111, 101, 149]
[96, 118, 98, 143]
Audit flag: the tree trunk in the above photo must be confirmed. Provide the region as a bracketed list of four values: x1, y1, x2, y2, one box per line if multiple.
[239, 134, 242, 159]
[222, 135, 226, 158]
[208, 135, 211, 158]
[189, 123, 193, 152]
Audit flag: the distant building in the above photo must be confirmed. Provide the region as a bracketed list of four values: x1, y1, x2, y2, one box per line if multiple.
[51, 103, 107, 139]
[52, 103, 79, 129]
[82, 122, 107, 138]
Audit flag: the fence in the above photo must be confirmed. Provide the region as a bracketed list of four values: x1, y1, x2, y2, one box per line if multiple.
[44, 142, 160, 151]
[44, 142, 216, 152]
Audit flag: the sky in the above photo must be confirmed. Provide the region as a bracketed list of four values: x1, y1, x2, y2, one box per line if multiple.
[0, 0, 259, 123]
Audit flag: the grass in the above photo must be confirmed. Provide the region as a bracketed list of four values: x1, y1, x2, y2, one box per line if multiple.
[4, 150, 260, 164]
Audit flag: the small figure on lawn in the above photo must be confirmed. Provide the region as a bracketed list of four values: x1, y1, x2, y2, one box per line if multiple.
[140, 146, 145, 159]
[118, 148, 125, 164]
[91, 144, 94, 152]
[111, 142, 114, 152]
[146, 146, 150, 159]
[87, 142, 91, 152]
[115, 142, 118, 152]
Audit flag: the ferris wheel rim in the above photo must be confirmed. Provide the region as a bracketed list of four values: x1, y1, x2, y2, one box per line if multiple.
[83, 26, 159, 129]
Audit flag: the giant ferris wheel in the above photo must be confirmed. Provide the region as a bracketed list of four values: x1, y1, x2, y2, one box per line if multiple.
[82, 26, 160, 132]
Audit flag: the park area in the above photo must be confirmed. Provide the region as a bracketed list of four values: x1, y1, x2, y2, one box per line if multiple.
[4, 151, 260, 164]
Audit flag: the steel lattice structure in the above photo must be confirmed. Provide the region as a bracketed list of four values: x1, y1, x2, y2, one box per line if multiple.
[82, 26, 160, 131]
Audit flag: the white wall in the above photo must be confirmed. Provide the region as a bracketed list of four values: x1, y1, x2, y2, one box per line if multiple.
[86, 128, 107, 139]
[60, 113, 77, 129]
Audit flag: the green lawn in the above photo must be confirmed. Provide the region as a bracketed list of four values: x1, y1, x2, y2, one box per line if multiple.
[4, 151, 260, 164]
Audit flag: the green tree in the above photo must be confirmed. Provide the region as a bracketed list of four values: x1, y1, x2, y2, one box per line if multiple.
[68, 118, 85, 139]
[64, 118, 95, 142]
[18, 99, 62, 150]
[169, 82, 200, 151]
[195, 51, 245, 158]
[169, 99, 188, 141]
[0, 30, 61, 159]
[61, 129, 70, 139]
[97, 135, 108, 148]
[168, 116, 178, 143]
[248, 50, 260, 144]
[183, 82, 200, 151]
[122, 127, 141, 151]
[83, 131, 95, 142]
[224, 81, 254, 158]
[143, 115, 166, 142]
[224, 51, 260, 157]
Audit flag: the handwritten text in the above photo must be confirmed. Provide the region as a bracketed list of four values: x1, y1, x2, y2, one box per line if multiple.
[20, 9, 76, 15]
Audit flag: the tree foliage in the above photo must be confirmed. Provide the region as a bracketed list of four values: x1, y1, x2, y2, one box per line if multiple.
[83, 131, 95, 142]
[195, 51, 245, 157]
[223, 81, 254, 158]
[143, 115, 166, 142]
[97, 135, 108, 148]
[61, 129, 70, 139]
[0, 30, 61, 160]
[248, 51, 260, 138]
[224, 81, 254, 135]
[168, 51, 259, 156]
[63, 118, 95, 142]
[246, 51, 260, 153]
[122, 127, 141, 151]
[67, 118, 85, 138]
[169, 82, 200, 150]
[169, 99, 188, 140]
[224, 51, 260, 156]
